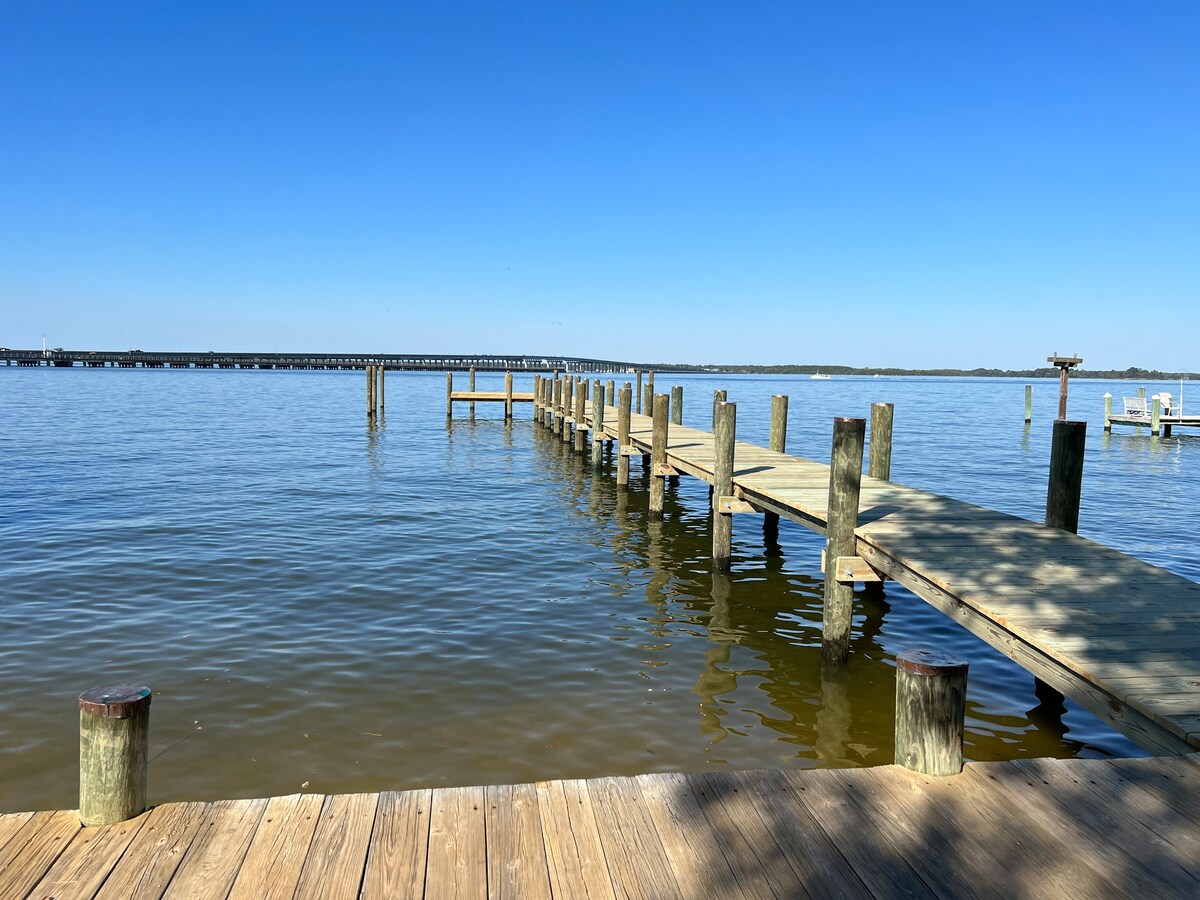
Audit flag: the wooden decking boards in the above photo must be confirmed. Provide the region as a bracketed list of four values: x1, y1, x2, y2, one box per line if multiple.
[588, 406, 1200, 756]
[3, 757, 1199, 898]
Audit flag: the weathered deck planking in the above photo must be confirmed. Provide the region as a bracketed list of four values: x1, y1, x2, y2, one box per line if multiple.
[4, 757, 1199, 898]
[587, 405, 1200, 755]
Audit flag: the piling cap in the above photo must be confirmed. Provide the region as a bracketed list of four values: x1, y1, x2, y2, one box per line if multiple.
[897, 649, 968, 677]
[79, 684, 152, 718]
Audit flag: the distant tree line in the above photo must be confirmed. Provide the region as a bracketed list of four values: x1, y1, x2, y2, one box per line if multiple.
[683, 364, 1198, 379]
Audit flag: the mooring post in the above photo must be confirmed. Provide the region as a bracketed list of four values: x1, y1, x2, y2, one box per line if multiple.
[636, 371, 643, 414]
[712, 401, 737, 571]
[469, 366, 476, 419]
[505, 371, 513, 420]
[367, 366, 376, 418]
[1024, 385, 1033, 424]
[445, 371, 453, 419]
[533, 375, 541, 420]
[1151, 397, 1162, 436]
[562, 377, 574, 444]
[894, 649, 968, 777]
[617, 384, 632, 490]
[670, 385, 683, 425]
[762, 394, 789, 541]
[647, 371, 655, 410]
[1103, 392, 1112, 432]
[592, 379, 605, 468]
[378, 365, 385, 412]
[649, 394, 669, 519]
[1045, 420, 1086, 533]
[79, 684, 151, 826]
[710, 389, 728, 510]
[869, 402, 894, 481]
[822, 417, 866, 663]
[553, 377, 563, 435]
[606, 380, 615, 409]
[574, 379, 587, 452]
[1138, 386, 1146, 399]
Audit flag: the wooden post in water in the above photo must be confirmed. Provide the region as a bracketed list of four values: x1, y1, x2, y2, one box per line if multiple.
[636, 371, 643, 414]
[445, 371, 453, 419]
[1103, 392, 1112, 432]
[763, 395, 788, 541]
[533, 375, 541, 420]
[367, 366, 376, 418]
[469, 367, 476, 419]
[894, 650, 968, 777]
[378, 365, 385, 412]
[1024, 385, 1033, 424]
[574, 379, 586, 452]
[591, 379, 604, 468]
[553, 377, 563, 435]
[1138, 386, 1146, 399]
[562, 378, 574, 444]
[647, 371, 655, 410]
[617, 384, 632, 490]
[869, 402, 894, 481]
[1150, 397, 1162, 436]
[822, 417, 865, 663]
[606, 380, 615, 409]
[712, 401, 737, 571]
[670, 385, 683, 426]
[79, 684, 151, 826]
[505, 371, 514, 420]
[1045, 420, 1086, 533]
[649, 394, 669, 520]
[710, 389, 728, 509]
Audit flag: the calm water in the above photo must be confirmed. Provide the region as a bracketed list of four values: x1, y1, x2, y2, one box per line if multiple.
[1, 367, 1197, 813]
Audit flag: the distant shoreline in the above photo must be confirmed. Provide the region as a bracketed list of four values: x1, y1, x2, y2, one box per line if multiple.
[687, 365, 1198, 380]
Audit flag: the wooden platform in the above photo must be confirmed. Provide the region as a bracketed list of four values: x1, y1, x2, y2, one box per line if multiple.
[4, 756, 1199, 898]
[574, 405, 1200, 755]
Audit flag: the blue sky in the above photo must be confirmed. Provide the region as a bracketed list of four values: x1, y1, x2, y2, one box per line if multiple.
[2, 2, 1196, 368]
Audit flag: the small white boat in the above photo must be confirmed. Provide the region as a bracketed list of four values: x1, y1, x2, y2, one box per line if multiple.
[811, 370, 831, 380]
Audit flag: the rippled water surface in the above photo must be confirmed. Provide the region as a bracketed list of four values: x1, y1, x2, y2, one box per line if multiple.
[2, 368, 1197, 812]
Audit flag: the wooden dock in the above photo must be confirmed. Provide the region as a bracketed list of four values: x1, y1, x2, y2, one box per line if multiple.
[547, 394, 1200, 756]
[4, 755, 1200, 898]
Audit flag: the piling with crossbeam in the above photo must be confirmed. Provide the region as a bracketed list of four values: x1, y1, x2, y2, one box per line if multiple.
[869, 402, 894, 481]
[79, 684, 152, 826]
[591, 380, 604, 468]
[617, 384, 632, 490]
[649, 394, 669, 520]
[1025, 385, 1033, 424]
[823, 417, 866, 663]
[712, 401, 737, 571]
[1045, 420, 1086, 534]
[894, 650, 968, 777]
[505, 371, 513, 420]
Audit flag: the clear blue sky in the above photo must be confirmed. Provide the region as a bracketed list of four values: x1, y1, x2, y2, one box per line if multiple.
[2, 2, 1196, 368]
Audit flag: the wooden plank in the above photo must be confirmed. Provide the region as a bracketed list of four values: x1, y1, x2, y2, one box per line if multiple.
[227, 792, 325, 900]
[292, 792, 379, 899]
[535, 779, 616, 900]
[1106, 756, 1200, 825]
[0, 810, 82, 898]
[30, 809, 149, 899]
[95, 801, 209, 900]
[427, 785, 487, 900]
[485, 782, 552, 900]
[834, 555, 884, 583]
[716, 496, 758, 514]
[587, 776, 682, 900]
[163, 797, 268, 899]
[362, 789, 433, 899]
[0, 812, 34, 854]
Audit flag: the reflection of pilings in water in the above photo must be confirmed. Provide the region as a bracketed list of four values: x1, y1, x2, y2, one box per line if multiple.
[856, 587, 891, 648]
[694, 571, 739, 741]
[1029, 677, 1069, 744]
[815, 658, 853, 767]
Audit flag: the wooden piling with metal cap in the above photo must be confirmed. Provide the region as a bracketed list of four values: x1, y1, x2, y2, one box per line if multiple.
[822, 417, 865, 663]
[1045, 420, 1086, 533]
[591, 379, 605, 468]
[79, 684, 152, 826]
[894, 649, 968, 777]
[712, 401, 737, 571]
[649, 394, 669, 520]
[617, 384, 632, 490]
[505, 371, 513, 420]
[869, 402, 894, 481]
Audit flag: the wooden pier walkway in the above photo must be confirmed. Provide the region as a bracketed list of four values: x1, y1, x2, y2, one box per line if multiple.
[4, 755, 1200, 898]
[573, 402, 1200, 756]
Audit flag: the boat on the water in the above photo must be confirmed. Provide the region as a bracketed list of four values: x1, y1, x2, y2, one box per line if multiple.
[811, 370, 831, 380]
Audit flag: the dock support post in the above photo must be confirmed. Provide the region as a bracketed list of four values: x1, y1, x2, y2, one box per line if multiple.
[869, 402, 894, 481]
[649, 394, 669, 520]
[1103, 392, 1112, 432]
[670, 385, 683, 426]
[617, 384, 632, 491]
[1138, 386, 1146, 399]
[79, 684, 151, 826]
[894, 650, 968, 777]
[712, 401, 737, 571]
[574, 379, 586, 452]
[553, 377, 563, 435]
[505, 371, 513, 420]
[368, 366, 376, 418]
[378, 365, 385, 412]
[563, 378, 575, 445]
[606, 380, 615, 409]
[710, 390, 728, 510]
[445, 372, 452, 419]
[591, 380, 604, 468]
[469, 367, 476, 419]
[822, 417, 865, 663]
[763, 395, 789, 541]
[1024, 385, 1032, 424]
[636, 371, 643, 414]
[1045, 420, 1086, 533]
[533, 375, 541, 420]
[1150, 397, 1162, 436]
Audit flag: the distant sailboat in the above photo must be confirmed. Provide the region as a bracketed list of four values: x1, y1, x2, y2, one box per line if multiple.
[811, 369, 831, 380]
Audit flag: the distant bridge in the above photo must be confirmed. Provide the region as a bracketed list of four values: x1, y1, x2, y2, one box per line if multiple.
[0, 349, 705, 374]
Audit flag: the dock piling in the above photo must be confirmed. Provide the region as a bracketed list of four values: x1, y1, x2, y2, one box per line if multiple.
[636, 371, 643, 414]
[1151, 397, 1162, 436]
[553, 377, 563, 435]
[378, 365, 385, 412]
[617, 384, 632, 490]
[505, 371, 513, 420]
[764, 395, 789, 541]
[606, 380, 615, 409]
[445, 372, 452, 419]
[1045, 420, 1086, 533]
[894, 650, 968, 777]
[869, 402, 894, 481]
[591, 380, 604, 468]
[574, 378, 586, 451]
[79, 684, 152, 826]
[670, 385, 683, 426]
[1103, 392, 1112, 432]
[469, 367, 476, 419]
[368, 366, 376, 418]
[562, 378, 574, 444]
[822, 417, 866, 663]
[712, 401, 737, 571]
[649, 394, 669, 519]
[1025, 385, 1032, 424]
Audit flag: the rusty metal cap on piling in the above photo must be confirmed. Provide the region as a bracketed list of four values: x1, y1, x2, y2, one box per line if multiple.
[896, 649, 968, 678]
[78, 684, 152, 718]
